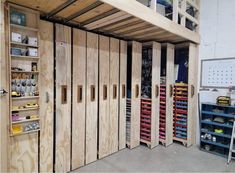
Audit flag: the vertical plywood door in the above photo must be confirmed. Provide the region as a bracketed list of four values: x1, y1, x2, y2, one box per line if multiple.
[165, 43, 175, 146]
[119, 40, 127, 150]
[55, 24, 71, 172]
[109, 38, 120, 154]
[72, 28, 86, 169]
[39, 20, 54, 172]
[187, 43, 198, 147]
[151, 42, 161, 148]
[0, 2, 8, 172]
[130, 41, 142, 149]
[98, 35, 110, 159]
[9, 134, 39, 172]
[86, 32, 98, 164]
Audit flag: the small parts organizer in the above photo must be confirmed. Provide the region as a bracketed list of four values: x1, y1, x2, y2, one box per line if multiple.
[126, 98, 131, 144]
[140, 98, 152, 142]
[9, 4, 40, 136]
[159, 84, 166, 140]
[173, 83, 188, 141]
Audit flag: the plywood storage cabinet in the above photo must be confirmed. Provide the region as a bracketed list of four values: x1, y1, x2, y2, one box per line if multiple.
[1, 1, 200, 172]
[126, 41, 142, 149]
[140, 42, 161, 148]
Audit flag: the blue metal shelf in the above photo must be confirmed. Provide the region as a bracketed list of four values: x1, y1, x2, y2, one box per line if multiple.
[201, 139, 230, 149]
[202, 102, 235, 109]
[201, 110, 235, 119]
[200, 148, 227, 158]
[201, 129, 231, 138]
[201, 120, 233, 128]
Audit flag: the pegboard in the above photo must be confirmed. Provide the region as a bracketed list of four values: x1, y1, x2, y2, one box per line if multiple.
[201, 58, 235, 88]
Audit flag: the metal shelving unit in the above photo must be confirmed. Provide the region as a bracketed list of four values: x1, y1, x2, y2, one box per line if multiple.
[200, 103, 235, 158]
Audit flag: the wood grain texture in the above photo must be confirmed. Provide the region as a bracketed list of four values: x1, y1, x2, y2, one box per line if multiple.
[86, 32, 98, 164]
[187, 43, 197, 147]
[119, 40, 127, 150]
[130, 41, 142, 149]
[151, 42, 161, 148]
[0, 2, 9, 172]
[39, 20, 54, 172]
[55, 24, 71, 172]
[72, 28, 86, 169]
[9, 133, 38, 172]
[165, 43, 174, 146]
[98, 35, 110, 159]
[109, 38, 119, 153]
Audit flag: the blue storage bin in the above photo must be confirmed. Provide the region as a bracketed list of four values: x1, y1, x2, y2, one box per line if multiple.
[10, 10, 26, 26]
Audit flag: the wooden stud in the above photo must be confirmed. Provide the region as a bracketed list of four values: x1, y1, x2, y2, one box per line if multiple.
[39, 20, 54, 172]
[55, 24, 71, 172]
[86, 32, 98, 164]
[109, 38, 119, 153]
[98, 35, 110, 159]
[72, 28, 86, 169]
[119, 40, 127, 150]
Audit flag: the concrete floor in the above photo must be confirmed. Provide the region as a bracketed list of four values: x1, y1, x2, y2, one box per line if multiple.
[73, 144, 235, 172]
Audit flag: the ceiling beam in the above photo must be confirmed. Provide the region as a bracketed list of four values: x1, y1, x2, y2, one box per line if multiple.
[46, 0, 77, 19]
[64, 1, 103, 23]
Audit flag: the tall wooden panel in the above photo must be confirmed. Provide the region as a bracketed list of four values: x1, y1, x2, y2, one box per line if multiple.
[130, 41, 142, 149]
[39, 20, 54, 172]
[0, 2, 9, 172]
[55, 24, 71, 172]
[119, 40, 127, 150]
[9, 134, 38, 172]
[165, 43, 174, 146]
[187, 43, 197, 146]
[109, 38, 120, 153]
[151, 42, 161, 148]
[72, 28, 86, 169]
[98, 35, 110, 159]
[86, 32, 98, 164]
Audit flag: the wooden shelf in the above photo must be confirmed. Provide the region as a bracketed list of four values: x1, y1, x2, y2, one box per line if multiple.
[12, 96, 39, 100]
[10, 23, 39, 32]
[11, 55, 39, 61]
[11, 42, 39, 48]
[11, 70, 39, 74]
[11, 107, 39, 112]
[12, 118, 40, 124]
[10, 129, 40, 137]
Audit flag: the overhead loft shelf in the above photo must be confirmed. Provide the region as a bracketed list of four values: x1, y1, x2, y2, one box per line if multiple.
[7, 0, 200, 43]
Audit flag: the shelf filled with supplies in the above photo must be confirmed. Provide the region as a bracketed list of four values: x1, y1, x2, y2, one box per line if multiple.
[9, 4, 40, 136]
[159, 81, 166, 141]
[200, 103, 235, 158]
[173, 83, 188, 140]
[140, 98, 152, 142]
[126, 98, 131, 145]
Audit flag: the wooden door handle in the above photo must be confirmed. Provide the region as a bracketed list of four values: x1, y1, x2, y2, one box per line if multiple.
[61, 85, 67, 104]
[191, 85, 195, 98]
[46, 92, 49, 103]
[90, 85, 95, 101]
[77, 85, 83, 103]
[155, 84, 159, 98]
[135, 84, 139, 98]
[170, 84, 173, 97]
[122, 84, 126, 98]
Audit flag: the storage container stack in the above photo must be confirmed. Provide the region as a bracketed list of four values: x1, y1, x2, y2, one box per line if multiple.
[159, 77, 166, 140]
[126, 98, 131, 143]
[173, 83, 188, 140]
[140, 98, 152, 142]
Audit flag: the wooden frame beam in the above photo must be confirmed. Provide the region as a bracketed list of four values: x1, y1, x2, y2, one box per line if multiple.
[99, 0, 200, 43]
